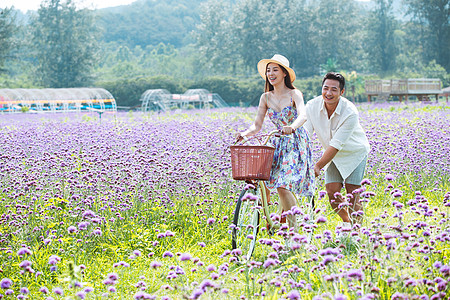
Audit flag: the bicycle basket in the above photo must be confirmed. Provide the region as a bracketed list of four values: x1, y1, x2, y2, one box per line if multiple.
[230, 145, 275, 181]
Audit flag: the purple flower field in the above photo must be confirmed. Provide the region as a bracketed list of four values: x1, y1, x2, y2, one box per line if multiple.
[0, 103, 449, 299]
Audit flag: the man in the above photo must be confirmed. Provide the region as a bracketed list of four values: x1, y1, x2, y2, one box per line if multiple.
[304, 72, 370, 229]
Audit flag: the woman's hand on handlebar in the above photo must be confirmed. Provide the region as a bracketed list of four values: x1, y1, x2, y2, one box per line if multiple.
[282, 126, 295, 135]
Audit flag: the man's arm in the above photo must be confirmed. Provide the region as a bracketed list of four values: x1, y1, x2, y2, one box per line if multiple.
[314, 146, 339, 177]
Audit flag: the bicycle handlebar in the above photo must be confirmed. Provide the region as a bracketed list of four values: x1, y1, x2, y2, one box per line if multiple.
[236, 129, 295, 146]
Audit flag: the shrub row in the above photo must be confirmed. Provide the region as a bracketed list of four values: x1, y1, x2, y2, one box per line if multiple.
[95, 75, 371, 108]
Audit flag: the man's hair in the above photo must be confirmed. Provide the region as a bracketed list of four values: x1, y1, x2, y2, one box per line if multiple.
[322, 72, 345, 91]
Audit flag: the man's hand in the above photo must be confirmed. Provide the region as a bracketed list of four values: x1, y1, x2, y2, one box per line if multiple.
[314, 164, 321, 177]
[235, 132, 245, 143]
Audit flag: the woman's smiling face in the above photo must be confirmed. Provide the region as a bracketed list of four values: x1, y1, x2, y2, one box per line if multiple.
[266, 63, 286, 86]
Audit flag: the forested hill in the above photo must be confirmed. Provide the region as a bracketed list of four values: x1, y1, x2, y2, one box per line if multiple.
[96, 0, 210, 48]
[95, 0, 404, 50]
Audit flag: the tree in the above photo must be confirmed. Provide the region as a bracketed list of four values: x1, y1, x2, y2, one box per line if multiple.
[404, 0, 450, 71]
[229, 0, 273, 74]
[267, 0, 318, 77]
[0, 7, 17, 74]
[312, 0, 363, 73]
[365, 0, 398, 74]
[31, 0, 98, 88]
[195, 0, 235, 74]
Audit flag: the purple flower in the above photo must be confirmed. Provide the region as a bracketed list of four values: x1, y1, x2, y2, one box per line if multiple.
[107, 273, 118, 281]
[207, 218, 215, 225]
[19, 260, 32, 269]
[82, 210, 95, 219]
[0, 278, 12, 289]
[316, 215, 327, 223]
[150, 261, 162, 269]
[319, 247, 340, 256]
[17, 248, 32, 256]
[134, 291, 153, 299]
[78, 222, 89, 231]
[392, 191, 403, 198]
[439, 265, 450, 276]
[165, 230, 175, 237]
[346, 269, 364, 281]
[163, 251, 174, 258]
[48, 255, 61, 265]
[405, 279, 417, 287]
[286, 290, 301, 300]
[206, 265, 216, 272]
[19, 287, 29, 294]
[199, 279, 216, 290]
[385, 174, 394, 181]
[39, 286, 49, 294]
[263, 258, 278, 268]
[189, 288, 204, 299]
[180, 253, 192, 261]
[53, 287, 63, 295]
[133, 250, 141, 257]
[335, 293, 347, 300]
[360, 178, 372, 185]
[322, 255, 336, 265]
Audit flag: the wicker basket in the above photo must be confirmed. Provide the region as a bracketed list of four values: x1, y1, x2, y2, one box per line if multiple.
[230, 145, 275, 181]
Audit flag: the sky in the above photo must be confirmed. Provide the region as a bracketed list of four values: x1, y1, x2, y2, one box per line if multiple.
[3, 0, 372, 12]
[2, 0, 138, 12]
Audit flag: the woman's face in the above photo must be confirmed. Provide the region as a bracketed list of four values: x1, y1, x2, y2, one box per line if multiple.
[266, 63, 286, 86]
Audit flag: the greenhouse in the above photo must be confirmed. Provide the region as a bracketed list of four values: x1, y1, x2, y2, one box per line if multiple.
[0, 88, 117, 113]
[140, 88, 228, 112]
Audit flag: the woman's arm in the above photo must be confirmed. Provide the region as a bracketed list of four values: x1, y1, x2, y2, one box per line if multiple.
[237, 93, 268, 140]
[282, 89, 307, 134]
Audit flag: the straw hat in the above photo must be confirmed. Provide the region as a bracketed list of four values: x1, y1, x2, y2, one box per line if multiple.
[257, 54, 296, 82]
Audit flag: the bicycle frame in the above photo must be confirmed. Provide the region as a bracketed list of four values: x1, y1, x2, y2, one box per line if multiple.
[231, 129, 316, 260]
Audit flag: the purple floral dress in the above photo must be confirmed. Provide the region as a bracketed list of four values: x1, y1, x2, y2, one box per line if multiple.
[266, 105, 315, 197]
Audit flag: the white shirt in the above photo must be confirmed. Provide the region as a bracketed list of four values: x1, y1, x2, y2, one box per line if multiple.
[304, 96, 370, 179]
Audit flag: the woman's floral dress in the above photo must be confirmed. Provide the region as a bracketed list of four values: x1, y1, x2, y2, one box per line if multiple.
[266, 103, 315, 197]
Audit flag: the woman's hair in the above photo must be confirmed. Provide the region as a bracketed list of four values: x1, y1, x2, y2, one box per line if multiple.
[264, 64, 295, 93]
[322, 72, 345, 91]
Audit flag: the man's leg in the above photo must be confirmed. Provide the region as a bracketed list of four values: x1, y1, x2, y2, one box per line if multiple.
[345, 183, 363, 225]
[343, 157, 367, 225]
[325, 162, 351, 223]
[325, 182, 351, 223]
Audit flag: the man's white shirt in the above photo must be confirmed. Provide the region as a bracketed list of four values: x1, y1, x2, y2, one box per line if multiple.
[304, 96, 370, 179]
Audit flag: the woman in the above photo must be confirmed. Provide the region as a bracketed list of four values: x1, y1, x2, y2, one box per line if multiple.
[236, 54, 314, 230]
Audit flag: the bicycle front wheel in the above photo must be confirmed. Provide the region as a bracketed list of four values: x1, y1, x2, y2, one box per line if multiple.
[232, 185, 260, 261]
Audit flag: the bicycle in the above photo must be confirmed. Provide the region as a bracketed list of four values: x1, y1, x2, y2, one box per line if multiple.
[230, 130, 315, 261]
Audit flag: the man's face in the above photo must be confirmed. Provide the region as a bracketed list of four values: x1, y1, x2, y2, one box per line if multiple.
[322, 79, 344, 106]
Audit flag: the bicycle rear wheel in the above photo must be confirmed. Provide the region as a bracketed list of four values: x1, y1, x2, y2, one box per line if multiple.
[232, 185, 260, 261]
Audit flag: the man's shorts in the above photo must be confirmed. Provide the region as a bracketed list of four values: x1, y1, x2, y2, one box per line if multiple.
[325, 157, 367, 186]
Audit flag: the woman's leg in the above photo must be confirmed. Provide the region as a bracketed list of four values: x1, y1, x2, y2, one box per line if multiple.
[277, 187, 297, 231]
